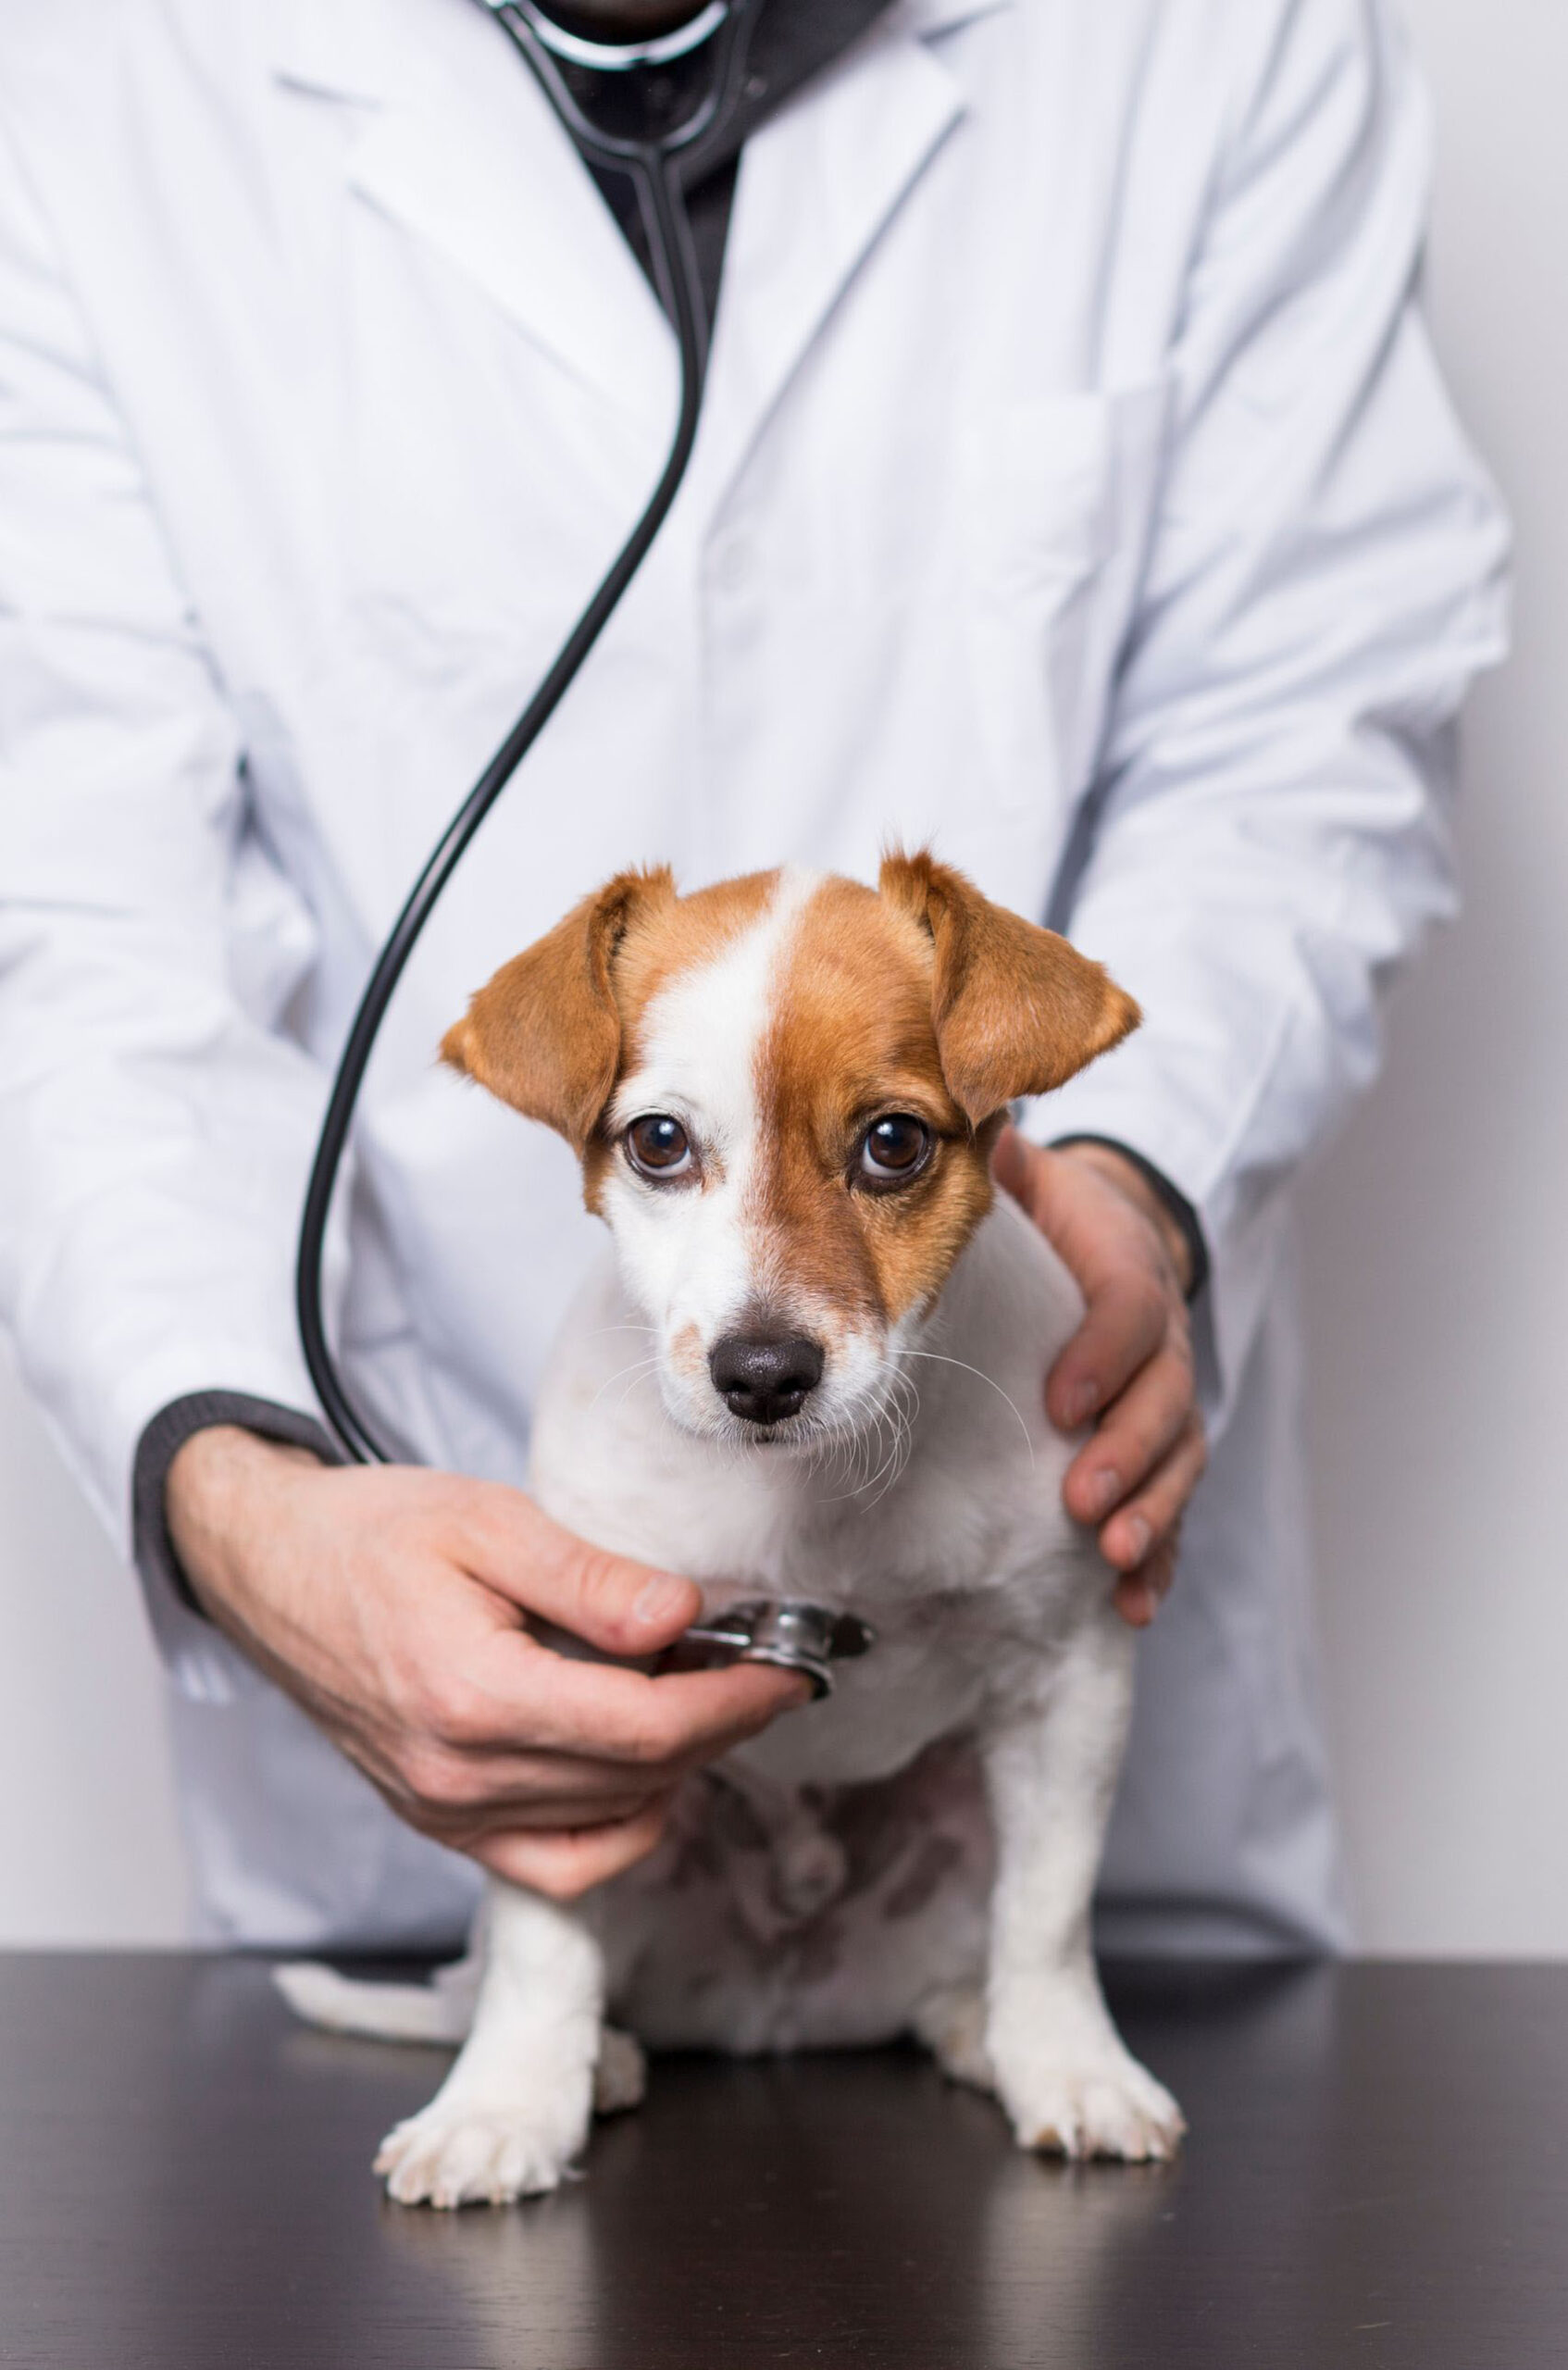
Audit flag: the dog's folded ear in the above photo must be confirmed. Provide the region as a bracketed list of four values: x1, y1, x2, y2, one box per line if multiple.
[879, 850, 1139, 1124]
[442, 867, 675, 1148]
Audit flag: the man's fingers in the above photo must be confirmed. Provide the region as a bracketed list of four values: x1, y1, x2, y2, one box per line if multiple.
[1114, 1535, 1179, 1629]
[1047, 1274, 1171, 1435]
[1100, 1417, 1208, 1573]
[472, 1797, 676, 1899]
[459, 1487, 703, 1655]
[380, 1652, 808, 1843]
[456, 1633, 811, 1764]
[454, 1790, 658, 1837]
[390, 1741, 675, 1828]
[1062, 1339, 1195, 1526]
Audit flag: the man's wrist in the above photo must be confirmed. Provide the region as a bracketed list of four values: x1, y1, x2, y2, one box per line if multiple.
[168, 1421, 320, 1519]
[166, 1426, 322, 1624]
[1049, 1138, 1205, 1300]
[133, 1391, 342, 1623]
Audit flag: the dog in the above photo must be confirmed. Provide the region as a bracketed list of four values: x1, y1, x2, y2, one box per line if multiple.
[277, 852, 1185, 2203]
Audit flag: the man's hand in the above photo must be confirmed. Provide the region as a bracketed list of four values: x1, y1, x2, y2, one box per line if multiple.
[166, 1427, 807, 1897]
[991, 1129, 1207, 1628]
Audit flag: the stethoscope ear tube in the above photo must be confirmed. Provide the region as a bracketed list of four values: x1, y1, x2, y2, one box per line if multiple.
[295, 4, 756, 1466]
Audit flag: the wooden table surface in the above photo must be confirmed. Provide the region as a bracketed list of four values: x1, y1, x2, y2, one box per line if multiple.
[0, 1953, 1563, 2368]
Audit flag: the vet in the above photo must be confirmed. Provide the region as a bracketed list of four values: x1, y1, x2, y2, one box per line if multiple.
[0, 0, 1507, 1957]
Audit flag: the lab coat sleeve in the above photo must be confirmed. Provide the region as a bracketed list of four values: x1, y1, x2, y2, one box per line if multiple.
[0, 123, 330, 1698]
[1028, 0, 1510, 1408]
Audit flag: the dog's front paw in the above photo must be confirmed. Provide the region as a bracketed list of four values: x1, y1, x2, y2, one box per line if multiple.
[373, 2093, 588, 2208]
[995, 2042, 1184, 2164]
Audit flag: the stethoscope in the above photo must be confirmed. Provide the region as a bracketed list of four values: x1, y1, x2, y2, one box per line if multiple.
[293, 0, 872, 1697]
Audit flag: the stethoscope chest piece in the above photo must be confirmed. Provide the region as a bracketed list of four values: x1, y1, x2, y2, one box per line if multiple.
[672, 1601, 876, 1698]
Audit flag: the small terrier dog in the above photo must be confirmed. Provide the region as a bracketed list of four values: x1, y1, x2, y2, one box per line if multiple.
[279, 852, 1185, 2203]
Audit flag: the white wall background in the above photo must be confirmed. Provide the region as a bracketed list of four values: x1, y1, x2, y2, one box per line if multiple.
[0, 0, 1562, 1953]
[0, 1348, 188, 1941]
[1300, 0, 1568, 1952]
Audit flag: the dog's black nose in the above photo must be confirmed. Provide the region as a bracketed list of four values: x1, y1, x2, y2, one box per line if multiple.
[709, 1332, 825, 1426]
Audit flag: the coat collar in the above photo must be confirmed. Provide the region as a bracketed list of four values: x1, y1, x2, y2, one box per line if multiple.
[273, 0, 673, 419]
[700, 0, 991, 504]
[270, 0, 1010, 462]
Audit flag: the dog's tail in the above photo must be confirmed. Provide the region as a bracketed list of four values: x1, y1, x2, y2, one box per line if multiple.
[273, 1955, 479, 2046]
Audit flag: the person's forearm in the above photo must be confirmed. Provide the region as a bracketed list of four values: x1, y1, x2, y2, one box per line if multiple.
[166, 1425, 325, 1631]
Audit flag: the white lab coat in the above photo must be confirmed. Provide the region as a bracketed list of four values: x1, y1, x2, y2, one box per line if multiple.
[0, 0, 1507, 1952]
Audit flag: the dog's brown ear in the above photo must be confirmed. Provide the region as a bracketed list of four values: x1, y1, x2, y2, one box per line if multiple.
[442, 867, 675, 1148]
[878, 850, 1139, 1124]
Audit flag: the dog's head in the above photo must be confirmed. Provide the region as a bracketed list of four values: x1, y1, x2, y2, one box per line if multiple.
[442, 854, 1137, 1447]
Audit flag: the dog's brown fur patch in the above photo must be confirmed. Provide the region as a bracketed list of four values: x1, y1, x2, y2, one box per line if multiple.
[745, 860, 1139, 1330]
[878, 850, 1139, 1121]
[441, 867, 678, 1149]
[750, 876, 993, 1330]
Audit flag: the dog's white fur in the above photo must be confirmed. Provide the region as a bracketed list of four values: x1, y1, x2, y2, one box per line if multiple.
[277, 865, 1182, 2203]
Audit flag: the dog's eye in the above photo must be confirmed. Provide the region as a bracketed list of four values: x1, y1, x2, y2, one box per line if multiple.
[858, 1115, 932, 1184]
[625, 1115, 693, 1179]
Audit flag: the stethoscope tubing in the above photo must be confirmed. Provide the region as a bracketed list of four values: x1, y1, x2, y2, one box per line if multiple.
[295, 5, 751, 1466]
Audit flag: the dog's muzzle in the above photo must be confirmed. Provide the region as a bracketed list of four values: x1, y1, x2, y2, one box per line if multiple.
[668, 1601, 875, 1698]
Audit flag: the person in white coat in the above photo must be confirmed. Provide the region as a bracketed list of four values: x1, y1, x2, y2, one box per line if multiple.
[0, 0, 1507, 1956]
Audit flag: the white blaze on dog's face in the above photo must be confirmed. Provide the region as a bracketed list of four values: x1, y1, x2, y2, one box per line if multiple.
[442, 854, 1138, 1446]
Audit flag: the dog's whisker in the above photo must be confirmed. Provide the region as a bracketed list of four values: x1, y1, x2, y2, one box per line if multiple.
[589, 1354, 664, 1415]
[862, 1422, 895, 1497]
[899, 1348, 1037, 1465]
[806, 1374, 922, 1505]
[871, 1400, 914, 1498]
